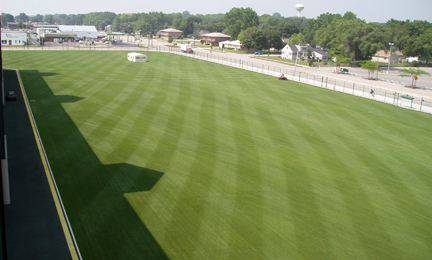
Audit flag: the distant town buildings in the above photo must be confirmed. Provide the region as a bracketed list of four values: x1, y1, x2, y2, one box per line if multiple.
[201, 32, 231, 46]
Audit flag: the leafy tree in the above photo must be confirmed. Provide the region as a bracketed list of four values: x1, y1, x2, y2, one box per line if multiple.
[224, 7, 259, 39]
[75, 14, 85, 25]
[182, 11, 191, 18]
[1, 13, 15, 25]
[399, 68, 431, 86]
[273, 12, 281, 18]
[400, 27, 432, 64]
[15, 13, 29, 22]
[172, 13, 183, 28]
[289, 33, 306, 45]
[358, 60, 381, 79]
[342, 11, 358, 20]
[112, 16, 122, 32]
[330, 50, 351, 71]
[44, 14, 54, 24]
[238, 27, 265, 52]
[83, 12, 116, 30]
[179, 16, 202, 36]
[262, 27, 285, 51]
[30, 14, 44, 23]
[238, 29, 255, 52]
[276, 21, 299, 38]
[260, 15, 280, 28]
[385, 19, 408, 47]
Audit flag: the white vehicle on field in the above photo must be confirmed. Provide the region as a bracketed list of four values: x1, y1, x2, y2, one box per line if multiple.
[180, 44, 193, 53]
[127, 52, 147, 62]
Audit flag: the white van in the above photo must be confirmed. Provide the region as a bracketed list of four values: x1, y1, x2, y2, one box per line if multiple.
[127, 52, 147, 62]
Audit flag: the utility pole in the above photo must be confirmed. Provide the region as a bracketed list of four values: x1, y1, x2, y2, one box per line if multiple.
[387, 43, 394, 74]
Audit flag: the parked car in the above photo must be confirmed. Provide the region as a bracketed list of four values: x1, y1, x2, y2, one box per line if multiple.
[6, 90, 17, 101]
[254, 50, 264, 55]
[78, 40, 83, 44]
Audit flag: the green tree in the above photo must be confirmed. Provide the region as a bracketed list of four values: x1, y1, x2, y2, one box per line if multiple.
[342, 11, 358, 20]
[15, 13, 29, 22]
[238, 27, 262, 52]
[30, 14, 44, 23]
[260, 15, 280, 28]
[75, 14, 85, 25]
[44, 14, 54, 24]
[179, 16, 202, 36]
[358, 60, 381, 79]
[224, 7, 259, 40]
[289, 33, 306, 45]
[262, 27, 285, 51]
[400, 28, 432, 64]
[399, 68, 431, 86]
[182, 11, 191, 18]
[330, 50, 351, 71]
[276, 21, 299, 38]
[172, 13, 183, 29]
[112, 16, 122, 32]
[1, 13, 15, 25]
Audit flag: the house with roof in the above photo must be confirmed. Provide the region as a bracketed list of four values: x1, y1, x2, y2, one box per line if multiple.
[202, 32, 231, 46]
[158, 28, 183, 39]
[218, 40, 243, 50]
[372, 50, 405, 64]
[281, 44, 331, 62]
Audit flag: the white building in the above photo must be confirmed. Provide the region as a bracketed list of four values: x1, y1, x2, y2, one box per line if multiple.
[1, 30, 27, 45]
[219, 40, 243, 50]
[57, 25, 98, 39]
[281, 44, 331, 62]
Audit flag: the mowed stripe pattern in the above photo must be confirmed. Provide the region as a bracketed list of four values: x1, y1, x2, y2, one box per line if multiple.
[4, 51, 432, 260]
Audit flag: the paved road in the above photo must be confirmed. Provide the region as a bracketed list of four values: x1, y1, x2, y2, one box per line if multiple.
[8, 37, 432, 100]
[123, 37, 432, 99]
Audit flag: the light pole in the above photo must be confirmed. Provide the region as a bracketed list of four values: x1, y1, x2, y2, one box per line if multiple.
[294, 47, 300, 76]
[387, 42, 394, 74]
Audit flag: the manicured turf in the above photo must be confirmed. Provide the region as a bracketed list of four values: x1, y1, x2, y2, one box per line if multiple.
[3, 50, 432, 260]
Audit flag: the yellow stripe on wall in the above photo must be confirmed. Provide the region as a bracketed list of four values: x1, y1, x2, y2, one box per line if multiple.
[16, 70, 80, 260]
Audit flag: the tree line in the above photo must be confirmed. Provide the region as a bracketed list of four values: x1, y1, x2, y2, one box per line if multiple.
[2, 9, 431, 62]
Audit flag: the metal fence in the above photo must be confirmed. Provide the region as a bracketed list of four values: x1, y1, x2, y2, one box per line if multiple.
[166, 47, 432, 114]
[4, 43, 432, 114]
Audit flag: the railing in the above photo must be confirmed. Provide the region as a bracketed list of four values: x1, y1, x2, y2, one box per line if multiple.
[4, 43, 432, 114]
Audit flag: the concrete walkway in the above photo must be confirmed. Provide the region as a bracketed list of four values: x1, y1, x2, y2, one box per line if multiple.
[2, 69, 78, 260]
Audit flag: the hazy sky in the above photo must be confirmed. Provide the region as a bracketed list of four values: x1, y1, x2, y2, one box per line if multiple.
[1, 0, 431, 23]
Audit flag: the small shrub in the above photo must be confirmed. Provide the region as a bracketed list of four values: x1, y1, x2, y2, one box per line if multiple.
[411, 60, 418, 67]
[167, 37, 173, 43]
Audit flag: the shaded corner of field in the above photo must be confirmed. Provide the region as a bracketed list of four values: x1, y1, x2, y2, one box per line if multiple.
[5, 69, 169, 259]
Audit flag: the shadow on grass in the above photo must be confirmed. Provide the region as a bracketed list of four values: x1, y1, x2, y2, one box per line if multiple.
[55, 95, 85, 103]
[19, 70, 168, 260]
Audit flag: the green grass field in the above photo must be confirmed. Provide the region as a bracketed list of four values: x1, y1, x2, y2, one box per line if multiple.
[3, 50, 432, 260]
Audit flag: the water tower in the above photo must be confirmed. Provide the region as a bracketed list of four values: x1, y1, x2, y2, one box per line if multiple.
[295, 4, 304, 17]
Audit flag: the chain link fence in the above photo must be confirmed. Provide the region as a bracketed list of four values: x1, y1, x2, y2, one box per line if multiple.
[4, 43, 432, 114]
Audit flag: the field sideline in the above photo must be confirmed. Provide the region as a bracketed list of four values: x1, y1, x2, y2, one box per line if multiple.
[3, 50, 432, 260]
